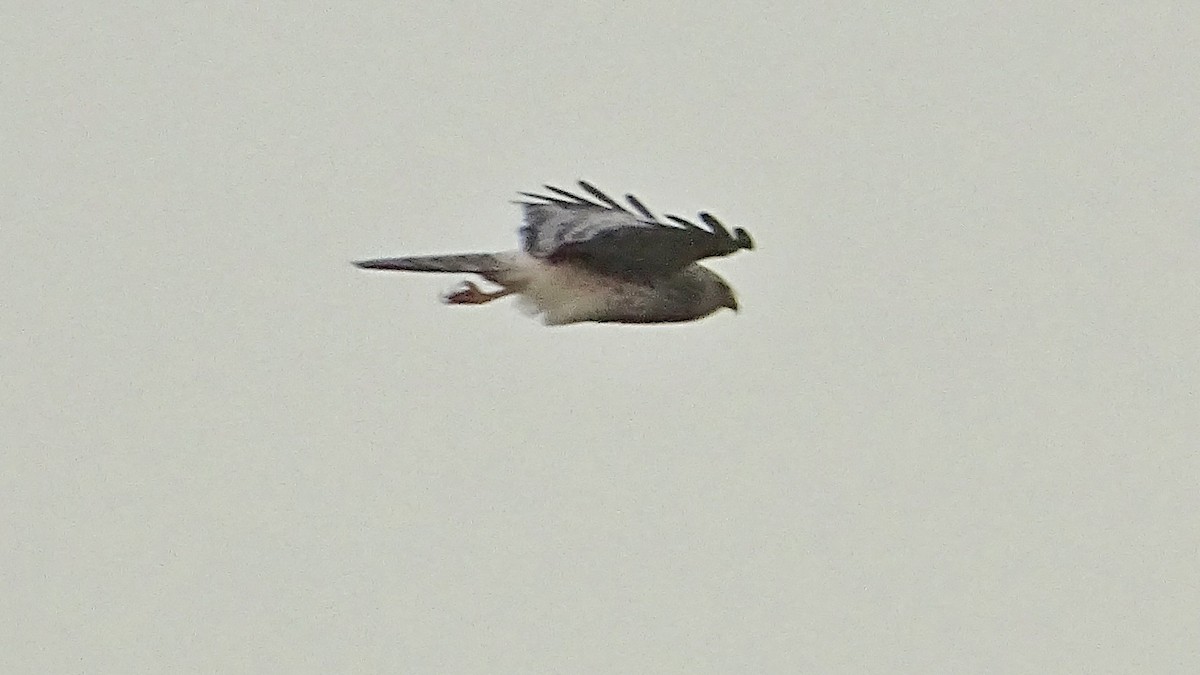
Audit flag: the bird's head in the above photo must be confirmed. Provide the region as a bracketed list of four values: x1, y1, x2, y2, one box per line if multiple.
[715, 277, 739, 313]
[687, 265, 740, 317]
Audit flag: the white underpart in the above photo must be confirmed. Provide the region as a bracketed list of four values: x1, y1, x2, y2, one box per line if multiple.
[493, 251, 622, 325]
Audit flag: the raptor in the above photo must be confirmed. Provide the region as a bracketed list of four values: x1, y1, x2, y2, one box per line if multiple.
[354, 181, 754, 325]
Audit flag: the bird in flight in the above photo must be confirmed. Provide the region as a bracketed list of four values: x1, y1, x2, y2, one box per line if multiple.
[354, 181, 754, 325]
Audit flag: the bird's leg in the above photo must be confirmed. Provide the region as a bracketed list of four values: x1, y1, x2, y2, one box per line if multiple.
[442, 280, 513, 305]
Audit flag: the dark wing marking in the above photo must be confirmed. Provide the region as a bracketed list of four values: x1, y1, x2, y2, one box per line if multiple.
[516, 181, 754, 280]
[578, 181, 627, 211]
[624, 193, 657, 221]
[545, 184, 603, 207]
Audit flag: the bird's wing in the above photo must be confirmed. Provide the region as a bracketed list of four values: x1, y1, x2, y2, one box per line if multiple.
[517, 181, 754, 280]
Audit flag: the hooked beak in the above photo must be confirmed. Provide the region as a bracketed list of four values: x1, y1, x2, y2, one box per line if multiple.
[724, 297, 739, 313]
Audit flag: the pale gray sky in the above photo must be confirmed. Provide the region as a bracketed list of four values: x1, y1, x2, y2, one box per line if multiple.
[4, 2, 1199, 673]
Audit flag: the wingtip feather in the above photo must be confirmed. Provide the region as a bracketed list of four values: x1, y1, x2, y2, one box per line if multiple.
[734, 227, 755, 250]
[578, 181, 626, 211]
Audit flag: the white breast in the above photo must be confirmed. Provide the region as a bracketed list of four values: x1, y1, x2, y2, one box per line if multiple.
[504, 252, 625, 325]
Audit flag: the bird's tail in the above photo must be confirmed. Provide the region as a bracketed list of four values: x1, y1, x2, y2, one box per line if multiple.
[353, 253, 506, 275]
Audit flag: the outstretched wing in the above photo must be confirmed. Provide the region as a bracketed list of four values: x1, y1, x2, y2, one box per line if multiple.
[517, 181, 754, 280]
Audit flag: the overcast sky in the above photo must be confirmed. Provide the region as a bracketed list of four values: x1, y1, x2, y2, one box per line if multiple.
[4, 2, 1199, 672]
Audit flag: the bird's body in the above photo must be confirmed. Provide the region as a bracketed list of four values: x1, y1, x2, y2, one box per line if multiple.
[355, 181, 754, 325]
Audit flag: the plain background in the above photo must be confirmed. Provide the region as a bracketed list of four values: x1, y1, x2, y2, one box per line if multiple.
[4, 2, 1198, 672]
